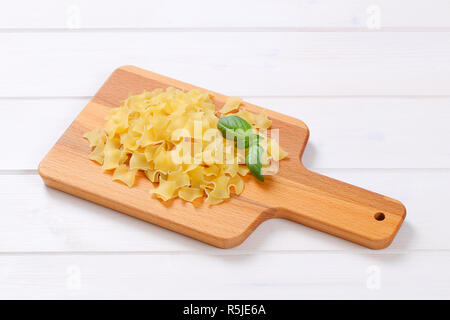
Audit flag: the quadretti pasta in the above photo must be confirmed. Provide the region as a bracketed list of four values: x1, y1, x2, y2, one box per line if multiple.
[83, 88, 288, 205]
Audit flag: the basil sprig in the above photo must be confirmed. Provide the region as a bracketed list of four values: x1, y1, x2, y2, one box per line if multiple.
[246, 144, 264, 182]
[217, 115, 264, 182]
[217, 115, 261, 149]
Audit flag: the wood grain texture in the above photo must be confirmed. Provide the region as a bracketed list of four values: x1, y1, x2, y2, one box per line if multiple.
[38, 66, 406, 249]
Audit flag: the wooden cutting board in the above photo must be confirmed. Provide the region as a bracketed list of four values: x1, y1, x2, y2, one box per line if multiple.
[38, 65, 406, 249]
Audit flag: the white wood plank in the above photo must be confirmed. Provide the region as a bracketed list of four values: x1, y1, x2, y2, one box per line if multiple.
[1, 252, 449, 299]
[249, 97, 450, 169]
[2, 97, 449, 170]
[0, 169, 447, 253]
[1, 0, 450, 29]
[0, 98, 86, 171]
[1, 32, 450, 97]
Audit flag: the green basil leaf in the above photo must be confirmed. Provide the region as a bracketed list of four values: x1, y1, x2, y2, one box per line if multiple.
[246, 144, 264, 182]
[218, 115, 252, 133]
[234, 129, 259, 149]
[217, 115, 262, 149]
[248, 133, 264, 146]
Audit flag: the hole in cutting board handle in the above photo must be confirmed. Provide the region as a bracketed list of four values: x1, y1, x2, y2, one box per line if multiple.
[374, 212, 385, 221]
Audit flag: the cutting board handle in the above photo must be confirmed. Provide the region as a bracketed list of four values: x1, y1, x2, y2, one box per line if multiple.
[270, 168, 406, 249]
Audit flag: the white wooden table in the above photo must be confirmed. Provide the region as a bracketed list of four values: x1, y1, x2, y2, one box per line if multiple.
[1, 0, 450, 299]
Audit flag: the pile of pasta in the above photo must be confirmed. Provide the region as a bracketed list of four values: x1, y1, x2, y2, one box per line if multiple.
[83, 87, 287, 205]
